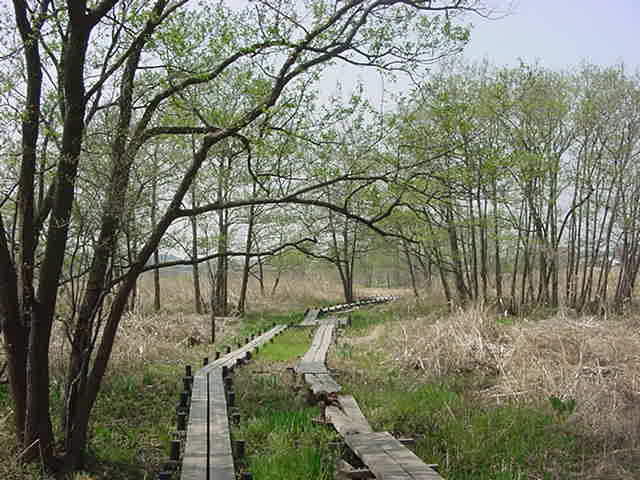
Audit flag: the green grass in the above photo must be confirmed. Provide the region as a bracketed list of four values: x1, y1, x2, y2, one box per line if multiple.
[0, 303, 595, 479]
[257, 328, 312, 362]
[234, 373, 338, 479]
[83, 366, 179, 478]
[345, 309, 397, 334]
[216, 311, 304, 353]
[336, 347, 582, 480]
[232, 326, 338, 479]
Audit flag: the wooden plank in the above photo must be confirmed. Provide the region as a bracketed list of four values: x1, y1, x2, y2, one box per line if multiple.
[295, 361, 328, 374]
[182, 327, 287, 480]
[326, 395, 373, 436]
[295, 324, 341, 399]
[300, 309, 320, 326]
[305, 373, 341, 396]
[180, 368, 235, 480]
[297, 324, 334, 367]
[345, 432, 443, 480]
[327, 396, 443, 479]
[208, 369, 234, 480]
[200, 324, 287, 375]
[181, 375, 208, 480]
[319, 315, 348, 326]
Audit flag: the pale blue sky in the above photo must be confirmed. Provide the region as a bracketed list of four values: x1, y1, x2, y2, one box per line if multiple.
[464, 0, 639, 70]
[320, 0, 639, 106]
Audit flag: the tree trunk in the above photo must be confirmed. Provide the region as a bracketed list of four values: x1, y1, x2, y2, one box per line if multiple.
[238, 204, 256, 314]
[151, 165, 161, 312]
[446, 208, 469, 302]
[191, 186, 203, 314]
[403, 240, 420, 298]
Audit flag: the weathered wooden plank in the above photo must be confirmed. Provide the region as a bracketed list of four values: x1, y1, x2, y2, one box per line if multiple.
[182, 326, 287, 480]
[294, 324, 334, 374]
[181, 375, 208, 480]
[345, 432, 443, 480]
[295, 323, 341, 400]
[300, 309, 320, 325]
[295, 361, 328, 374]
[319, 315, 348, 326]
[208, 369, 234, 480]
[326, 395, 373, 436]
[305, 373, 341, 396]
[180, 368, 235, 480]
[200, 324, 287, 375]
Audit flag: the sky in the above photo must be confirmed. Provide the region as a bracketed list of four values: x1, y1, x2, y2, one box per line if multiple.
[464, 0, 640, 70]
[319, 0, 640, 106]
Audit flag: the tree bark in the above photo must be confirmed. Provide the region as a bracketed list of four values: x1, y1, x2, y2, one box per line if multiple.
[191, 185, 203, 314]
[238, 204, 256, 314]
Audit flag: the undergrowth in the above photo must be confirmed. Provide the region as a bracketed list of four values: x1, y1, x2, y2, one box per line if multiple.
[3, 286, 637, 480]
[0, 310, 305, 479]
[233, 327, 339, 479]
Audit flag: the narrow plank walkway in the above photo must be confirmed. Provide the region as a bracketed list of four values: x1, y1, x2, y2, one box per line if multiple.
[295, 323, 335, 374]
[295, 323, 341, 396]
[326, 395, 444, 480]
[325, 395, 372, 436]
[347, 432, 443, 480]
[181, 369, 233, 480]
[296, 311, 442, 479]
[300, 308, 320, 326]
[180, 324, 287, 480]
[202, 324, 287, 372]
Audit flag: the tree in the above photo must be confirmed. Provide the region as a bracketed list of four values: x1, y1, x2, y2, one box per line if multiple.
[0, 0, 480, 470]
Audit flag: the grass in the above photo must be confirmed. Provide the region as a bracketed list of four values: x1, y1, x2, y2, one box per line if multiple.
[347, 304, 640, 479]
[345, 308, 396, 333]
[356, 380, 578, 478]
[2, 272, 639, 479]
[0, 305, 308, 479]
[232, 328, 339, 479]
[256, 328, 312, 362]
[332, 342, 582, 480]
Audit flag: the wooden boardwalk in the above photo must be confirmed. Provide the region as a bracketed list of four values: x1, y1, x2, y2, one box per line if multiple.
[180, 368, 233, 480]
[180, 324, 286, 480]
[346, 432, 443, 480]
[295, 315, 444, 479]
[300, 308, 320, 326]
[301, 296, 397, 327]
[295, 323, 341, 397]
[201, 324, 287, 372]
[295, 323, 335, 373]
[178, 298, 444, 480]
[327, 396, 443, 479]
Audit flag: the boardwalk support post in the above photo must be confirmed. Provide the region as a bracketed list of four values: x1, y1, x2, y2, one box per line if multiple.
[234, 439, 246, 460]
[167, 439, 180, 470]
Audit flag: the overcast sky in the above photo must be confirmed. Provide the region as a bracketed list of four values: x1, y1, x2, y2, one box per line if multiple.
[319, 0, 639, 106]
[464, 0, 639, 70]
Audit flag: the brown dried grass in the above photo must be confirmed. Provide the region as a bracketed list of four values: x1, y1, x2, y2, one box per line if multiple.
[135, 268, 346, 315]
[382, 303, 640, 474]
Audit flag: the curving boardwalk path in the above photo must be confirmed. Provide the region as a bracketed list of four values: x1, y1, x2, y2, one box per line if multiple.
[297, 307, 444, 480]
[174, 296, 414, 480]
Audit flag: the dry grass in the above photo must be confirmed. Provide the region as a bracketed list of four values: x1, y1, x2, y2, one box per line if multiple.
[379, 303, 640, 477]
[135, 268, 347, 315]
